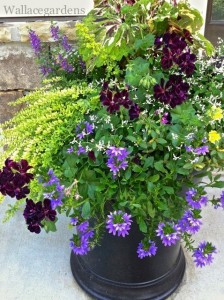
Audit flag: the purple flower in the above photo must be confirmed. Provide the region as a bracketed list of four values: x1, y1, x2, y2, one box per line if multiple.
[77, 221, 90, 233]
[194, 146, 209, 155]
[67, 147, 74, 153]
[51, 198, 63, 210]
[178, 210, 202, 234]
[70, 217, 78, 226]
[61, 35, 72, 52]
[186, 188, 208, 210]
[185, 145, 194, 152]
[106, 147, 129, 177]
[156, 223, 180, 246]
[177, 52, 196, 76]
[106, 211, 132, 237]
[40, 66, 52, 76]
[214, 191, 224, 209]
[129, 103, 141, 120]
[193, 241, 217, 267]
[76, 122, 94, 139]
[29, 30, 41, 55]
[77, 146, 86, 155]
[70, 237, 90, 255]
[137, 240, 158, 259]
[161, 112, 172, 124]
[50, 25, 59, 40]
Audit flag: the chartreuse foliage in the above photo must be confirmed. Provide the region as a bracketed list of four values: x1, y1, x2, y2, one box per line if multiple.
[0, 82, 100, 204]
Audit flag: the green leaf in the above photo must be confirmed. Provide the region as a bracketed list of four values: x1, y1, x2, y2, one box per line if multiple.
[143, 157, 154, 169]
[149, 174, 160, 183]
[154, 161, 166, 173]
[82, 201, 91, 219]
[126, 135, 137, 143]
[134, 34, 155, 51]
[211, 181, 224, 188]
[147, 201, 156, 218]
[139, 219, 147, 233]
[164, 186, 174, 195]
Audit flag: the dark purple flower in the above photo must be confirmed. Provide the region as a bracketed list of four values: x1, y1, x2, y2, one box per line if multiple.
[0, 158, 33, 200]
[129, 103, 140, 120]
[178, 210, 202, 234]
[106, 211, 132, 237]
[137, 240, 158, 259]
[50, 25, 59, 40]
[186, 188, 208, 210]
[161, 112, 172, 124]
[177, 52, 196, 76]
[29, 30, 41, 55]
[88, 151, 96, 161]
[156, 223, 180, 246]
[161, 47, 173, 69]
[193, 241, 217, 267]
[183, 29, 193, 44]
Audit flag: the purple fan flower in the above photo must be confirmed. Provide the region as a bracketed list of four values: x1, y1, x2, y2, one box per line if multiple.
[193, 241, 217, 267]
[156, 223, 180, 246]
[51, 198, 63, 210]
[50, 25, 59, 40]
[178, 210, 202, 234]
[186, 188, 208, 210]
[194, 146, 209, 155]
[185, 145, 194, 152]
[106, 211, 132, 237]
[77, 221, 90, 233]
[67, 147, 74, 153]
[106, 147, 129, 177]
[214, 191, 224, 209]
[77, 146, 86, 155]
[76, 122, 94, 139]
[137, 240, 158, 259]
[70, 217, 78, 226]
[29, 30, 41, 55]
[70, 237, 90, 255]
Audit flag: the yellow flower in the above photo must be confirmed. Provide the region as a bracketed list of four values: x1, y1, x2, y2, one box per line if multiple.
[208, 130, 221, 144]
[208, 106, 223, 121]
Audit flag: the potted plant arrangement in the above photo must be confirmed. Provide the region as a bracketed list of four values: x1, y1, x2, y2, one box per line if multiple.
[0, 0, 224, 299]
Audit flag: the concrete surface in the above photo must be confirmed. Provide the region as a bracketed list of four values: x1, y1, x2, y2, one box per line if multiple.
[0, 184, 224, 300]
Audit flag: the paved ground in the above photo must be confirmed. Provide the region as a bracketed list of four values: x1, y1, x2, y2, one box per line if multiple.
[0, 183, 224, 300]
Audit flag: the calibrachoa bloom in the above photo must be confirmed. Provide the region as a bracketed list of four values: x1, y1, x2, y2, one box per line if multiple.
[208, 130, 221, 144]
[194, 146, 209, 155]
[156, 223, 180, 246]
[137, 240, 158, 259]
[178, 210, 202, 234]
[106, 147, 129, 177]
[193, 241, 217, 267]
[0, 158, 33, 200]
[23, 198, 57, 234]
[106, 211, 132, 237]
[186, 188, 208, 210]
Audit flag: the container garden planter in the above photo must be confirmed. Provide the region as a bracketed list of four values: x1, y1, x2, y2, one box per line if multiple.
[70, 221, 185, 300]
[0, 0, 223, 298]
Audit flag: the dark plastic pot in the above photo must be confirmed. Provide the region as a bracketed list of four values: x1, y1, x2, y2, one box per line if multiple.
[70, 221, 185, 300]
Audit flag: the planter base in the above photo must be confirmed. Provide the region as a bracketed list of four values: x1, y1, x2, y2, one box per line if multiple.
[70, 245, 185, 300]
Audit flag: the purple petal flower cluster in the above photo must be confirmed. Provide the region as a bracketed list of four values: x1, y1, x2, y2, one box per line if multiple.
[106, 146, 129, 177]
[67, 146, 74, 153]
[154, 31, 196, 76]
[43, 169, 64, 209]
[185, 145, 209, 155]
[76, 121, 94, 140]
[100, 83, 140, 120]
[58, 54, 74, 72]
[40, 66, 53, 76]
[186, 188, 208, 210]
[77, 146, 86, 156]
[178, 210, 202, 234]
[23, 198, 57, 234]
[0, 158, 34, 200]
[154, 75, 189, 108]
[137, 240, 158, 259]
[156, 222, 180, 246]
[70, 219, 94, 255]
[50, 25, 59, 41]
[193, 241, 217, 267]
[214, 191, 224, 209]
[29, 30, 41, 55]
[106, 210, 132, 237]
[161, 112, 172, 124]
[61, 36, 72, 52]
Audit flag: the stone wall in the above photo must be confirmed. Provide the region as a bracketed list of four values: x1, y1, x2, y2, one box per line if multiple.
[0, 21, 76, 123]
